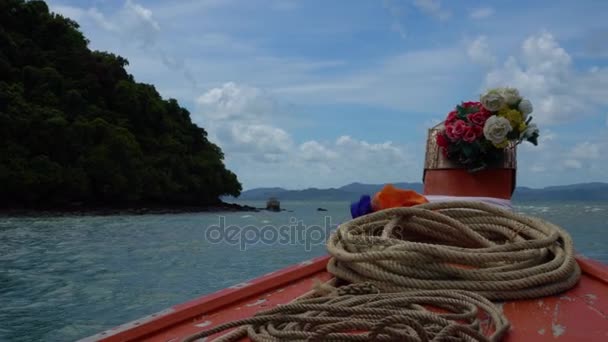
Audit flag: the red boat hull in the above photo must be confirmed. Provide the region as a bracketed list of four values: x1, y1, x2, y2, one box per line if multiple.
[80, 255, 608, 342]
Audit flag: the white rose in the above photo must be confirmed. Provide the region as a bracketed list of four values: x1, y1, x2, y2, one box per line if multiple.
[522, 123, 539, 139]
[499, 87, 521, 106]
[480, 90, 505, 112]
[483, 116, 512, 144]
[518, 98, 533, 117]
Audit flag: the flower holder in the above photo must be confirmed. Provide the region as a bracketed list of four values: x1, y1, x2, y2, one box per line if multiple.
[423, 126, 516, 199]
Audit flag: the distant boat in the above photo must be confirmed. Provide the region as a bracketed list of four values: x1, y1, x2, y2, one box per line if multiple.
[81, 128, 608, 342]
[265, 197, 280, 211]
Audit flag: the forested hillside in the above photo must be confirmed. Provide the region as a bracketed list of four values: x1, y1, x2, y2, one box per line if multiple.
[0, 0, 241, 208]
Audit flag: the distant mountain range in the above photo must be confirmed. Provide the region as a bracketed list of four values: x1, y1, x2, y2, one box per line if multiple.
[234, 182, 608, 202]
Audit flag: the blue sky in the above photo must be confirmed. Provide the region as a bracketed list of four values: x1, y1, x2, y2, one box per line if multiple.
[48, 0, 608, 189]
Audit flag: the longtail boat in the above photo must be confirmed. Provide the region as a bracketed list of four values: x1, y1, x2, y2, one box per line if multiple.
[81, 127, 608, 342]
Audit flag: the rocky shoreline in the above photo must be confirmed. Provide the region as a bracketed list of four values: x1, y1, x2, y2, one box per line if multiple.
[0, 201, 259, 217]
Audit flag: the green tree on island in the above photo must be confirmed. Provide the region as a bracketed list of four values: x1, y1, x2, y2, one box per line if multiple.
[0, 0, 242, 208]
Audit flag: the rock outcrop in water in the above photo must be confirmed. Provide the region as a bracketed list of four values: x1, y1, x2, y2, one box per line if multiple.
[0, 0, 243, 211]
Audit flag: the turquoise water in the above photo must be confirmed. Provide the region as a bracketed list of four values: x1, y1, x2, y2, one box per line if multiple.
[0, 201, 607, 342]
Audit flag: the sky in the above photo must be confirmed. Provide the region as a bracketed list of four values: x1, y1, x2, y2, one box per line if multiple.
[47, 0, 608, 189]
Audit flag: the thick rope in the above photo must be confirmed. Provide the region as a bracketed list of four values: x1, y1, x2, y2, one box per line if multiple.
[183, 201, 580, 341]
[327, 201, 581, 301]
[182, 284, 509, 342]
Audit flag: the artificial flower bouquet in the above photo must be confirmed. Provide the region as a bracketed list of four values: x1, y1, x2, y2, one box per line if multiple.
[435, 87, 540, 171]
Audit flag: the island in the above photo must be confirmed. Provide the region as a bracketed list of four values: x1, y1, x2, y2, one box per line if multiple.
[0, 1, 249, 214]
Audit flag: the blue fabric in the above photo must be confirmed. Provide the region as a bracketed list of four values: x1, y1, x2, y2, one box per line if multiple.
[350, 195, 372, 218]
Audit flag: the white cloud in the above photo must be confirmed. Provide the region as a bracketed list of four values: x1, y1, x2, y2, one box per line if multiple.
[413, 0, 451, 21]
[383, 0, 408, 39]
[87, 8, 117, 32]
[467, 36, 496, 66]
[229, 135, 416, 189]
[216, 123, 293, 159]
[49, 0, 200, 86]
[49, 4, 86, 20]
[563, 159, 583, 169]
[568, 142, 600, 160]
[470, 7, 494, 19]
[51, 1, 160, 45]
[196, 82, 275, 121]
[555, 142, 601, 171]
[272, 46, 474, 114]
[195, 82, 290, 163]
[125, 0, 160, 31]
[484, 32, 608, 125]
[194, 82, 417, 188]
[299, 141, 338, 162]
[530, 164, 546, 173]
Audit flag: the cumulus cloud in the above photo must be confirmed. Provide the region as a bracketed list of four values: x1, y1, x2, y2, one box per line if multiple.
[196, 82, 275, 121]
[215, 123, 293, 163]
[195, 82, 288, 162]
[299, 141, 338, 162]
[413, 0, 450, 20]
[261, 136, 415, 188]
[470, 7, 494, 19]
[484, 32, 608, 125]
[194, 82, 417, 188]
[467, 36, 496, 66]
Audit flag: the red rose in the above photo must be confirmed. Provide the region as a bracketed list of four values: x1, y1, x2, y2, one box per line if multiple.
[445, 124, 455, 141]
[468, 111, 491, 126]
[462, 101, 481, 109]
[452, 120, 466, 138]
[472, 125, 483, 138]
[462, 125, 478, 143]
[436, 133, 449, 148]
[446, 110, 458, 123]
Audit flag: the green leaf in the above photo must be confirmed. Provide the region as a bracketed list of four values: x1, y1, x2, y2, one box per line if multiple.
[461, 144, 473, 157]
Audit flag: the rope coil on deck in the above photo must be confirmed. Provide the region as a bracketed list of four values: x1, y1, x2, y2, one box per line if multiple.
[327, 201, 581, 301]
[182, 284, 509, 342]
[184, 201, 581, 342]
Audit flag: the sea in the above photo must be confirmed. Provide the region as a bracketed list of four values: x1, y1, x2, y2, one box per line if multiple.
[1, 200, 607, 342]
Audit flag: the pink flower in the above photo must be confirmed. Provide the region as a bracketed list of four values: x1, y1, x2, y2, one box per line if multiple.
[446, 120, 466, 141]
[462, 126, 478, 143]
[468, 110, 491, 126]
[445, 110, 458, 123]
[453, 120, 466, 137]
[445, 125, 456, 141]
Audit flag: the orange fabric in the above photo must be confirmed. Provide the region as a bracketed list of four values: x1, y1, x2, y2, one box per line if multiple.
[372, 184, 429, 211]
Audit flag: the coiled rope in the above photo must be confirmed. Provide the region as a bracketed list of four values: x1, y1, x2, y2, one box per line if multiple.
[182, 283, 509, 342]
[184, 201, 580, 341]
[327, 201, 581, 300]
